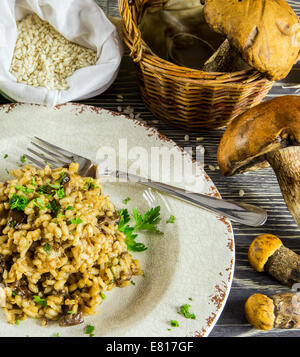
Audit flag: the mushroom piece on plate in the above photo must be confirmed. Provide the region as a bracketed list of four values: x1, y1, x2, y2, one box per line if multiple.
[217, 95, 300, 228]
[203, 0, 300, 80]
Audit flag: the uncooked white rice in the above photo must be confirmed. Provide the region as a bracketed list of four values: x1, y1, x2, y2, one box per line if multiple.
[10, 14, 98, 91]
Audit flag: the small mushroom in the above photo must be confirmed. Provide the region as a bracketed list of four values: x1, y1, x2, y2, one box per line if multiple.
[203, 0, 300, 80]
[245, 292, 300, 330]
[248, 234, 300, 287]
[217, 95, 300, 228]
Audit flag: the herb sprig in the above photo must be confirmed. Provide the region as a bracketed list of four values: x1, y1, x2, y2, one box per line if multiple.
[118, 206, 162, 252]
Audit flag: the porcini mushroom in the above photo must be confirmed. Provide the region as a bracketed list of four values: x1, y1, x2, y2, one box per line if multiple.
[202, 0, 300, 80]
[217, 95, 300, 228]
[248, 234, 300, 287]
[245, 292, 300, 330]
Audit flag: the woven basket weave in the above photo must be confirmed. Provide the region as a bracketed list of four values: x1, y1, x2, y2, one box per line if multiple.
[119, 0, 274, 130]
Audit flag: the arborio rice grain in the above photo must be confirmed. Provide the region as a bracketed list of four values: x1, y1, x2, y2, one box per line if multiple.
[10, 14, 98, 91]
[0, 163, 142, 326]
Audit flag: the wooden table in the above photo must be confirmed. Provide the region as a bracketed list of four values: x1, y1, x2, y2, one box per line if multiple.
[1, 0, 299, 337]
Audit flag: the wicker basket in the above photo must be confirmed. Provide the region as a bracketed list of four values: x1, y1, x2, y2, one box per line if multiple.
[119, 0, 274, 131]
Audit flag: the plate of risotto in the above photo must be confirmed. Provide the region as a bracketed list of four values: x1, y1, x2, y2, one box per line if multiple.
[0, 103, 234, 337]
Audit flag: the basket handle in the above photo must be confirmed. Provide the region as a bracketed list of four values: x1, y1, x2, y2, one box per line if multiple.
[119, 0, 145, 62]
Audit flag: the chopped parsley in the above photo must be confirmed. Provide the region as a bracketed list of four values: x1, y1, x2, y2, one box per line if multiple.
[67, 311, 75, 314]
[16, 319, 20, 325]
[20, 155, 26, 164]
[55, 333, 60, 337]
[130, 280, 135, 286]
[33, 295, 47, 307]
[43, 243, 52, 255]
[12, 291, 16, 297]
[3, 154, 8, 159]
[57, 187, 65, 199]
[15, 185, 34, 195]
[101, 292, 106, 300]
[57, 212, 64, 218]
[49, 200, 59, 214]
[85, 324, 95, 337]
[9, 194, 29, 211]
[9, 220, 17, 228]
[32, 197, 46, 210]
[70, 217, 82, 225]
[166, 215, 175, 224]
[48, 183, 61, 190]
[83, 178, 95, 191]
[189, 297, 193, 301]
[170, 320, 179, 327]
[31, 177, 37, 186]
[178, 304, 196, 320]
[58, 172, 67, 184]
[66, 206, 74, 211]
[123, 197, 131, 204]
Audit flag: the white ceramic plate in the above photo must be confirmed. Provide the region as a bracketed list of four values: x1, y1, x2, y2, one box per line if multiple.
[0, 103, 234, 337]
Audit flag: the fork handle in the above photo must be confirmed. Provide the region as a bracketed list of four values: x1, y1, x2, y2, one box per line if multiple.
[122, 173, 267, 227]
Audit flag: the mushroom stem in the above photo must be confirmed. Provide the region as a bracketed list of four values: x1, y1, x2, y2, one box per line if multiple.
[266, 146, 300, 228]
[265, 245, 300, 286]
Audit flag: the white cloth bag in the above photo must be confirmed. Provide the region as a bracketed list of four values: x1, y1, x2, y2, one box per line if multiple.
[0, 0, 123, 106]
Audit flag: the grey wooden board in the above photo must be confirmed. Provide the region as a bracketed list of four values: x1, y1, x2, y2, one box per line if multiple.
[0, 0, 299, 337]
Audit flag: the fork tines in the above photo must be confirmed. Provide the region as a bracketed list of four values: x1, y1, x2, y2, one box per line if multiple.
[25, 137, 73, 169]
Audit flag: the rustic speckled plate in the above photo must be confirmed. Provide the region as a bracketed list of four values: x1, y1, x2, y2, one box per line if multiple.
[0, 103, 234, 337]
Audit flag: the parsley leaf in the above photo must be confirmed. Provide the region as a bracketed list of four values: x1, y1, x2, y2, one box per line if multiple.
[118, 211, 147, 252]
[9, 194, 29, 211]
[43, 243, 52, 255]
[15, 185, 34, 195]
[166, 215, 175, 224]
[3, 154, 8, 159]
[101, 292, 106, 300]
[83, 178, 95, 191]
[70, 217, 82, 225]
[123, 197, 131, 204]
[32, 197, 46, 210]
[170, 320, 179, 327]
[20, 155, 26, 164]
[117, 207, 162, 252]
[85, 324, 95, 337]
[178, 304, 196, 320]
[57, 187, 65, 199]
[118, 209, 130, 228]
[133, 206, 162, 233]
[33, 295, 47, 307]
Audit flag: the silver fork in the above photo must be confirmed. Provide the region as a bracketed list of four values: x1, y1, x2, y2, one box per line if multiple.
[25, 136, 268, 227]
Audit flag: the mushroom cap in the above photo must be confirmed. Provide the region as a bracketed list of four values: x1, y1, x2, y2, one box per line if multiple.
[244, 293, 275, 330]
[203, 0, 300, 81]
[248, 234, 283, 272]
[217, 95, 300, 176]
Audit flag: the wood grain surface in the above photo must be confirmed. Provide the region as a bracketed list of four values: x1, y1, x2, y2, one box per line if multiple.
[0, 0, 299, 337]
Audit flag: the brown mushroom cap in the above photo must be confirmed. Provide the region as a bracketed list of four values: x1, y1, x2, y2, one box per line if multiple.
[244, 293, 275, 330]
[203, 0, 300, 81]
[248, 234, 283, 272]
[217, 95, 300, 177]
